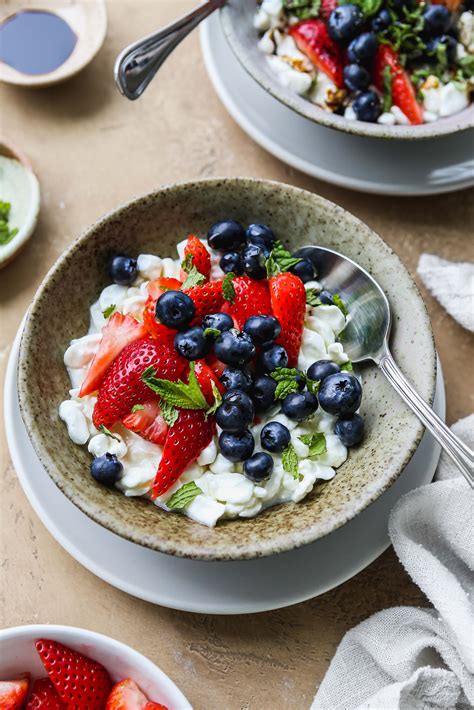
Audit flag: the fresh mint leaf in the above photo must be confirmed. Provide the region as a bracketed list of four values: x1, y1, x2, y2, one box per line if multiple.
[142, 362, 208, 410]
[282, 0, 321, 19]
[102, 304, 116, 318]
[0, 201, 11, 221]
[282, 443, 299, 479]
[305, 377, 320, 395]
[339, 0, 382, 16]
[299, 432, 327, 457]
[306, 288, 322, 307]
[160, 400, 179, 427]
[341, 361, 353, 372]
[332, 293, 348, 317]
[275, 378, 300, 400]
[265, 253, 279, 279]
[267, 241, 302, 275]
[0, 199, 18, 246]
[203, 327, 221, 339]
[166, 481, 203, 509]
[383, 65, 392, 113]
[459, 54, 474, 78]
[206, 380, 223, 417]
[181, 264, 206, 290]
[271, 367, 301, 382]
[222, 272, 236, 303]
[131, 404, 144, 413]
[98, 424, 121, 442]
[181, 253, 194, 273]
[271, 367, 302, 400]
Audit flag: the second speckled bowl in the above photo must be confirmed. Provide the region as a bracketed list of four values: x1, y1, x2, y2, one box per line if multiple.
[17, 179, 436, 561]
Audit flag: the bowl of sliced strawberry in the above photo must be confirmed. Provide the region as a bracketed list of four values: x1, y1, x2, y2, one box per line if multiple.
[220, 0, 474, 138]
[17, 178, 436, 560]
[0, 625, 191, 709]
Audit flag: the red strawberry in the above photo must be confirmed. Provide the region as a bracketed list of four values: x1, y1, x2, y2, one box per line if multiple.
[93, 337, 186, 428]
[0, 677, 30, 709]
[205, 352, 227, 379]
[106, 678, 152, 710]
[143, 277, 182, 343]
[289, 20, 344, 88]
[184, 281, 224, 324]
[269, 272, 306, 367]
[320, 0, 337, 19]
[374, 45, 423, 125]
[80, 313, 147, 397]
[35, 639, 112, 710]
[122, 399, 169, 446]
[151, 409, 215, 498]
[431, 0, 462, 8]
[144, 704, 168, 710]
[194, 360, 225, 405]
[182, 235, 211, 279]
[148, 277, 182, 300]
[222, 276, 272, 330]
[25, 678, 64, 710]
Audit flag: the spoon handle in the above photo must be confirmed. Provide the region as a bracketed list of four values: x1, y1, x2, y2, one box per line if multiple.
[114, 0, 226, 100]
[379, 350, 473, 487]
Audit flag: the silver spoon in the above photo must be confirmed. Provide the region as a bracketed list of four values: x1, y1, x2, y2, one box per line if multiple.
[295, 245, 474, 487]
[114, 0, 226, 100]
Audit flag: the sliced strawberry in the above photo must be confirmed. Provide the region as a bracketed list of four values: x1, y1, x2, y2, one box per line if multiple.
[269, 272, 306, 368]
[289, 19, 344, 88]
[320, 0, 337, 19]
[0, 677, 30, 709]
[148, 277, 182, 300]
[205, 352, 227, 379]
[194, 360, 225, 405]
[93, 337, 186, 428]
[184, 281, 224, 324]
[106, 678, 149, 710]
[182, 235, 211, 279]
[144, 704, 168, 710]
[35, 639, 112, 710]
[222, 276, 272, 330]
[151, 409, 215, 498]
[122, 399, 169, 446]
[374, 45, 423, 125]
[80, 312, 147, 397]
[25, 678, 64, 709]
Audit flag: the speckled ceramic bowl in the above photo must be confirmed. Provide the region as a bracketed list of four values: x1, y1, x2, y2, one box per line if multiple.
[220, 1, 474, 140]
[18, 179, 436, 561]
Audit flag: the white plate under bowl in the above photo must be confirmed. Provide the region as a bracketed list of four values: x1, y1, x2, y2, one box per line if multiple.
[5, 322, 444, 614]
[200, 14, 474, 196]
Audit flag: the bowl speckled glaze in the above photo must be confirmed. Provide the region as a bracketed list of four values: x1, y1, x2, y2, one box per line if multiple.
[18, 178, 436, 561]
[220, 1, 474, 140]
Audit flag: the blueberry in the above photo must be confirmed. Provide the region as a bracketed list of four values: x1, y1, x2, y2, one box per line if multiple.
[220, 366, 253, 392]
[246, 223, 277, 253]
[422, 5, 451, 37]
[242, 243, 267, 280]
[281, 391, 318, 421]
[335, 413, 365, 447]
[243, 315, 281, 345]
[318, 290, 334, 305]
[174, 326, 209, 360]
[216, 390, 254, 432]
[295, 374, 306, 391]
[220, 251, 244, 275]
[243, 452, 274, 483]
[214, 329, 256, 366]
[307, 360, 340, 383]
[219, 429, 255, 462]
[427, 35, 457, 65]
[202, 312, 234, 334]
[90, 453, 123, 487]
[252, 374, 277, 413]
[108, 255, 138, 286]
[318, 372, 362, 416]
[260, 422, 291, 453]
[371, 8, 391, 32]
[344, 63, 371, 92]
[347, 32, 378, 65]
[327, 5, 364, 45]
[156, 290, 195, 329]
[352, 91, 381, 123]
[207, 220, 246, 251]
[260, 344, 289, 373]
[289, 257, 315, 284]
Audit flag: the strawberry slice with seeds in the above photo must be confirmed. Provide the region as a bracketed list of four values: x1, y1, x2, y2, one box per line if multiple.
[35, 639, 112, 710]
[93, 337, 186, 428]
[106, 678, 162, 710]
[182, 235, 211, 280]
[269, 272, 306, 367]
[184, 281, 224, 324]
[80, 312, 147, 397]
[222, 276, 272, 330]
[289, 19, 344, 88]
[194, 360, 225, 405]
[374, 45, 423, 125]
[25, 678, 64, 709]
[0, 677, 30, 709]
[151, 409, 215, 498]
[122, 399, 169, 446]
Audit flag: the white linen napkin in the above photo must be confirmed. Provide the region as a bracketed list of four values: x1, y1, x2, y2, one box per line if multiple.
[312, 415, 474, 710]
[417, 254, 474, 333]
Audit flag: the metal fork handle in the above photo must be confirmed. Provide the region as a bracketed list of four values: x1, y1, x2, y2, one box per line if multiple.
[379, 348, 474, 487]
[114, 0, 226, 100]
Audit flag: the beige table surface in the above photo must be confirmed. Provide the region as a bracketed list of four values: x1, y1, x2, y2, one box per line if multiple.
[1, 2, 473, 708]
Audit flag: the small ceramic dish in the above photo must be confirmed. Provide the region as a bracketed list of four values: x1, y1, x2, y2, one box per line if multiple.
[0, 624, 191, 708]
[17, 178, 436, 561]
[0, 138, 40, 269]
[0, 0, 107, 88]
[220, 1, 474, 140]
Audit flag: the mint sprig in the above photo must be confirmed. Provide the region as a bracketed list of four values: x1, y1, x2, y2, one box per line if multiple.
[98, 424, 121, 442]
[102, 304, 116, 319]
[166, 481, 203, 509]
[271, 367, 301, 400]
[332, 293, 348, 317]
[206, 381, 223, 417]
[222, 272, 236, 303]
[339, 0, 382, 16]
[299, 432, 327, 458]
[306, 288, 322, 307]
[282, 443, 299, 479]
[142, 362, 208, 411]
[160, 400, 179, 427]
[0, 199, 19, 246]
[282, 0, 321, 19]
[203, 327, 221, 339]
[341, 361, 353, 372]
[266, 241, 302, 277]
